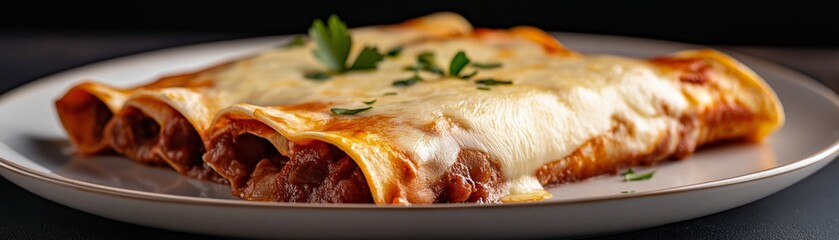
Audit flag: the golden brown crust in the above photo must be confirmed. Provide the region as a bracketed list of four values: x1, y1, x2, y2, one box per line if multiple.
[472, 27, 580, 57]
[54, 85, 115, 155]
[649, 57, 712, 84]
[660, 49, 784, 140]
[138, 63, 229, 89]
[54, 61, 233, 155]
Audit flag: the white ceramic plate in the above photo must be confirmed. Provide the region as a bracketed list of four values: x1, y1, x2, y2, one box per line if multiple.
[1, 33, 838, 239]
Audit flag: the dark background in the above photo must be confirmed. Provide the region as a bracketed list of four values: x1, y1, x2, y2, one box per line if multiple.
[1, 1, 838, 239]
[1, 1, 837, 46]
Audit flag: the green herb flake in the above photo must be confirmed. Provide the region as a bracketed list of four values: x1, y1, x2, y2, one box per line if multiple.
[621, 168, 635, 176]
[392, 75, 422, 87]
[403, 66, 419, 71]
[383, 92, 398, 96]
[417, 51, 436, 66]
[477, 86, 491, 91]
[309, 15, 351, 72]
[459, 71, 478, 79]
[425, 66, 445, 76]
[621, 190, 636, 194]
[386, 45, 404, 57]
[330, 106, 372, 115]
[621, 168, 655, 182]
[363, 99, 377, 105]
[404, 51, 445, 76]
[304, 71, 331, 80]
[282, 35, 307, 48]
[449, 51, 471, 76]
[472, 62, 502, 69]
[348, 46, 385, 71]
[309, 15, 383, 73]
[475, 78, 513, 85]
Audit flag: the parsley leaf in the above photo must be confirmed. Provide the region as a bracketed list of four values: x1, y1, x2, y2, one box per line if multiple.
[621, 168, 635, 176]
[621, 168, 655, 182]
[309, 15, 383, 73]
[417, 51, 436, 66]
[309, 15, 351, 72]
[349, 46, 385, 70]
[363, 99, 377, 105]
[304, 71, 331, 80]
[449, 51, 471, 76]
[405, 51, 445, 76]
[404, 51, 480, 80]
[330, 106, 372, 115]
[475, 78, 513, 85]
[386, 45, 404, 57]
[425, 66, 445, 75]
[621, 190, 636, 194]
[459, 71, 478, 79]
[472, 62, 502, 69]
[392, 75, 422, 87]
[383, 92, 397, 96]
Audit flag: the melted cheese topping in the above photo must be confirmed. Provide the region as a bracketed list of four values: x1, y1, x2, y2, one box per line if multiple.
[127, 12, 475, 136]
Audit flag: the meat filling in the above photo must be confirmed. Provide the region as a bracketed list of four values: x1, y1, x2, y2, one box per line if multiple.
[204, 120, 510, 204]
[435, 149, 504, 203]
[105, 106, 226, 183]
[105, 107, 166, 166]
[203, 120, 373, 203]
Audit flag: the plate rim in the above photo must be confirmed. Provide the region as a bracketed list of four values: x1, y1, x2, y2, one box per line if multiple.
[1, 32, 838, 210]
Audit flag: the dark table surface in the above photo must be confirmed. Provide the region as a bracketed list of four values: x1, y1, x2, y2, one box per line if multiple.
[1, 29, 837, 239]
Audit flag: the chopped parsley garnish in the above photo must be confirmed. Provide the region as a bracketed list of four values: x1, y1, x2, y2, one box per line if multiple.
[309, 15, 384, 73]
[621, 168, 655, 182]
[449, 51, 470, 76]
[417, 51, 436, 66]
[621, 190, 636, 194]
[459, 71, 478, 79]
[304, 71, 331, 80]
[383, 92, 398, 96]
[392, 75, 422, 87]
[449, 51, 477, 79]
[309, 15, 350, 72]
[477, 86, 491, 91]
[424, 66, 445, 75]
[348, 46, 385, 70]
[400, 50, 492, 86]
[386, 45, 404, 57]
[363, 99, 377, 105]
[282, 35, 307, 48]
[330, 106, 372, 115]
[475, 78, 513, 85]
[472, 62, 502, 69]
[403, 51, 444, 76]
